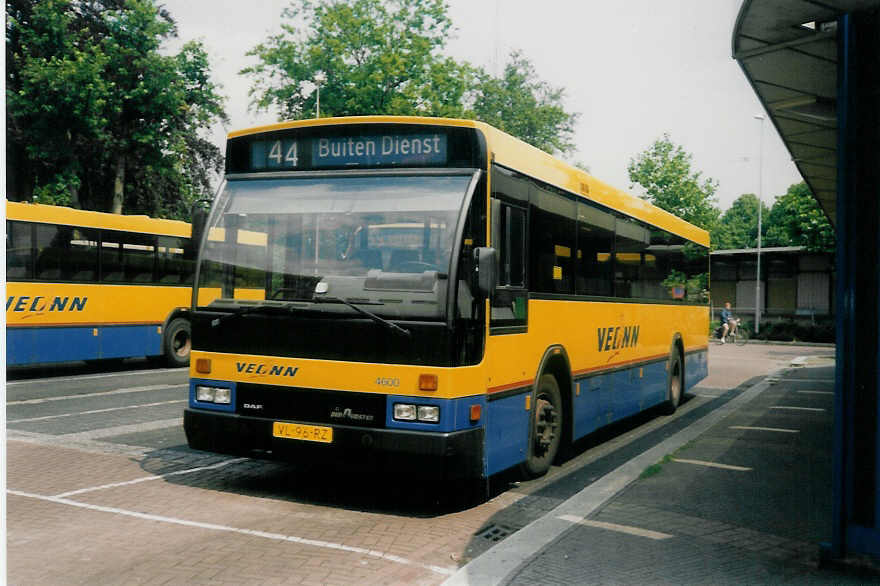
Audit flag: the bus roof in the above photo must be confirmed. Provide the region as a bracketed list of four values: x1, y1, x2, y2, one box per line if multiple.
[228, 116, 710, 247]
[6, 200, 191, 238]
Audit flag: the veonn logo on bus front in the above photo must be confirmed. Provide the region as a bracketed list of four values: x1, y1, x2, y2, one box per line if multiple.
[234, 362, 299, 377]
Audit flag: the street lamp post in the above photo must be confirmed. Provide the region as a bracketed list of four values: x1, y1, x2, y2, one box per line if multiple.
[314, 71, 326, 118]
[754, 114, 765, 334]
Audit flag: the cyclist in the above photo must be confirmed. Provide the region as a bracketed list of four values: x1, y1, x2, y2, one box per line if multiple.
[720, 301, 738, 343]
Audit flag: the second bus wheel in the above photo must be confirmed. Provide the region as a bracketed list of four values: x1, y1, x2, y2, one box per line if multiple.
[163, 317, 191, 367]
[520, 374, 563, 478]
[662, 349, 683, 414]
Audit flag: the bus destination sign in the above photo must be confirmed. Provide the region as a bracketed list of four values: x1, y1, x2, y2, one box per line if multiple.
[249, 133, 448, 171]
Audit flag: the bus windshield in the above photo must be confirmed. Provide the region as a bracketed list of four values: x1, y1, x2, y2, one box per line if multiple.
[197, 173, 474, 320]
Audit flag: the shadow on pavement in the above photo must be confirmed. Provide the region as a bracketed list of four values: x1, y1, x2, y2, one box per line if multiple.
[132, 376, 764, 524]
[136, 444, 480, 518]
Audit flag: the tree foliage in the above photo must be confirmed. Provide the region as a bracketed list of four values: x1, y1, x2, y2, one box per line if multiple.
[627, 134, 721, 234]
[471, 51, 578, 155]
[243, 0, 579, 155]
[6, 0, 227, 218]
[715, 193, 769, 250]
[764, 182, 835, 252]
[242, 0, 473, 119]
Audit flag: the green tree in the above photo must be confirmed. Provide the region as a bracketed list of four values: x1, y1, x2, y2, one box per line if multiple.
[6, 0, 227, 218]
[715, 193, 770, 250]
[242, 0, 474, 119]
[242, 2, 579, 155]
[764, 182, 835, 252]
[471, 51, 578, 155]
[627, 134, 721, 234]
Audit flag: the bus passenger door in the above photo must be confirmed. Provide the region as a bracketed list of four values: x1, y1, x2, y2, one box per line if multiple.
[485, 197, 530, 475]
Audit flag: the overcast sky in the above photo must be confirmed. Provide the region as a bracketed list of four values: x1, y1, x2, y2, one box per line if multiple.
[161, 0, 803, 211]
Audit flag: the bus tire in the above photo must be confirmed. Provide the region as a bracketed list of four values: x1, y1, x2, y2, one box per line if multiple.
[662, 349, 683, 414]
[520, 374, 563, 479]
[163, 317, 191, 367]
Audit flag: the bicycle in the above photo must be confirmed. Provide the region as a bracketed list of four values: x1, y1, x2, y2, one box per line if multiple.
[716, 318, 748, 346]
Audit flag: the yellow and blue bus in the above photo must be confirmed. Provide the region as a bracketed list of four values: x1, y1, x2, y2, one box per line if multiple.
[6, 201, 207, 367]
[184, 116, 709, 493]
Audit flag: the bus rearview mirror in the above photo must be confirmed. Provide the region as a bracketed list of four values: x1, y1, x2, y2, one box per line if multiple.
[190, 202, 210, 258]
[474, 247, 498, 299]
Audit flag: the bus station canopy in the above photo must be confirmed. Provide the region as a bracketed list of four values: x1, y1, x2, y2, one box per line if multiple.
[732, 0, 880, 226]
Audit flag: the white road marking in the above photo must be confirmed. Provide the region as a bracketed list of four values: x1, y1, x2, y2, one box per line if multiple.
[766, 377, 834, 383]
[7, 367, 185, 385]
[671, 458, 752, 472]
[697, 394, 723, 399]
[7, 384, 183, 406]
[7, 490, 456, 576]
[8, 400, 186, 423]
[54, 458, 249, 498]
[778, 378, 835, 383]
[56, 418, 184, 441]
[770, 406, 826, 412]
[729, 425, 799, 433]
[557, 515, 673, 540]
[797, 391, 834, 396]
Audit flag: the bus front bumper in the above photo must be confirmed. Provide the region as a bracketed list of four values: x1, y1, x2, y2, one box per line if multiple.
[183, 408, 485, 480]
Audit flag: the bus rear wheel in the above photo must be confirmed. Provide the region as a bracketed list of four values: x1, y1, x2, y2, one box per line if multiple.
[163, 317, 191, 368]
[520, 374, 563, 478]
[662, 349, 683, 414]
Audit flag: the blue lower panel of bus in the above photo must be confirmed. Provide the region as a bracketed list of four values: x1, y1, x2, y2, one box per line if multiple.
[7, 325, 162, 366]
[486, 391, 531, 476]
[458, 350, 711, 477]
[572, 360, 668, 441]
[685, 350, 709, 390]
[571, 352, 708, 442]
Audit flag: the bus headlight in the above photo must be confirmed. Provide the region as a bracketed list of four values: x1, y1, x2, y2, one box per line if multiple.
[417, 405, 440, 423]
[196, 385, 216, 402]
[393, 403, 417, 421]
[195, 385, 231, 404]
[393, 403, 440, 423]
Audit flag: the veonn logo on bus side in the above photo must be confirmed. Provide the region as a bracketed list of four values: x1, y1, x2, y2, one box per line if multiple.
[597, 325, 640, 352]
[6, 296, 88, 313]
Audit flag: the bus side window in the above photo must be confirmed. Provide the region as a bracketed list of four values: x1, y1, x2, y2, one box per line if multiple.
[35, 224, 98, 282]
[101, 230, 156, 283]
[158, 236, 192, 284]
[529, 185, 575, 295]
[7, 220, 34, 280]
[575, 203, 614, 297]
[614, 217, 650, 299]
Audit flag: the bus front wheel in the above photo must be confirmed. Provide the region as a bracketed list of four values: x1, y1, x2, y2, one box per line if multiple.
[520, 374, 563, 478]
[163, 318, 191, 368]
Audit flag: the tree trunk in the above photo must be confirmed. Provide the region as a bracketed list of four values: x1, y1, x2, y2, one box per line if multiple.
[69, 180, 81, 209]
[111, 153, 125, 214]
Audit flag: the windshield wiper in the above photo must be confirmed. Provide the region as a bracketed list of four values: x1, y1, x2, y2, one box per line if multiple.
[204, 297, 411, 338]
[315, 296, 412, 338]
[205, 303, 298, 327]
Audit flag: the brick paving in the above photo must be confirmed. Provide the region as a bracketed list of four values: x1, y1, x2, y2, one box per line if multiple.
[6, 435, 509, 584]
